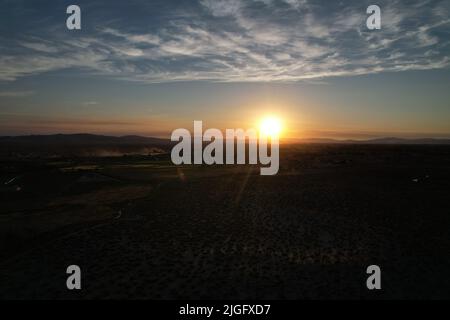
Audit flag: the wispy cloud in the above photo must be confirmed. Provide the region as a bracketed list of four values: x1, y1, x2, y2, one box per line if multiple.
[0, 90, 34, 97]
[0, 0, 448, 83]
[82, 101, 100, 106]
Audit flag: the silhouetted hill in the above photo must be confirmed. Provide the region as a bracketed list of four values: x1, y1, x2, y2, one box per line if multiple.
[1, 134, 450, 159]
[0, 134, 171, 159]
[0, 134, 168, 146]
[298, 137, 450, 145]
[365, 137, 450, 144]
[2, 134, 450, 146]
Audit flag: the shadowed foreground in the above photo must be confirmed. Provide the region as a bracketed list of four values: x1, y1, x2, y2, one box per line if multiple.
[1, 144, 450, 299]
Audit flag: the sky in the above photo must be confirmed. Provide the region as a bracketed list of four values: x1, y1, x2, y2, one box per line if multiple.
[0, 0, 449, 139]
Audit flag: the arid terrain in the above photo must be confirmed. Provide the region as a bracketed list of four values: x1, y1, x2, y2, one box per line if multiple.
[1, 143, 450, 299]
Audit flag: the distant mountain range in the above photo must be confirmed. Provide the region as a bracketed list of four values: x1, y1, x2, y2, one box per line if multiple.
[0, 133, 168, 146]
[1, 134, 450, 146]
[0, 134, 171, 159]
[297, 137, 450, 144]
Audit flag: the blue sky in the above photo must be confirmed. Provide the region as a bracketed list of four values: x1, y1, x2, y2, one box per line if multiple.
[0, 0, 449, 138]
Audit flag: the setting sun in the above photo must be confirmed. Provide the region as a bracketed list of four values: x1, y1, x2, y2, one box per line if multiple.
[259, 117, 282, 138]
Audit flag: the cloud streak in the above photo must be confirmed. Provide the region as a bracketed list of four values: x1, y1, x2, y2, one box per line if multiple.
[0, 90, 34, 97]
[0, 0, 449, 83]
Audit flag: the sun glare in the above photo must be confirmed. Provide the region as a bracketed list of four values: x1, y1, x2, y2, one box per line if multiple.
[259, 117, 282, 138]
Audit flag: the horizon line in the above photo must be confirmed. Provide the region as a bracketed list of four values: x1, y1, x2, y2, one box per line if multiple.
[2, 132, 450, 142]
